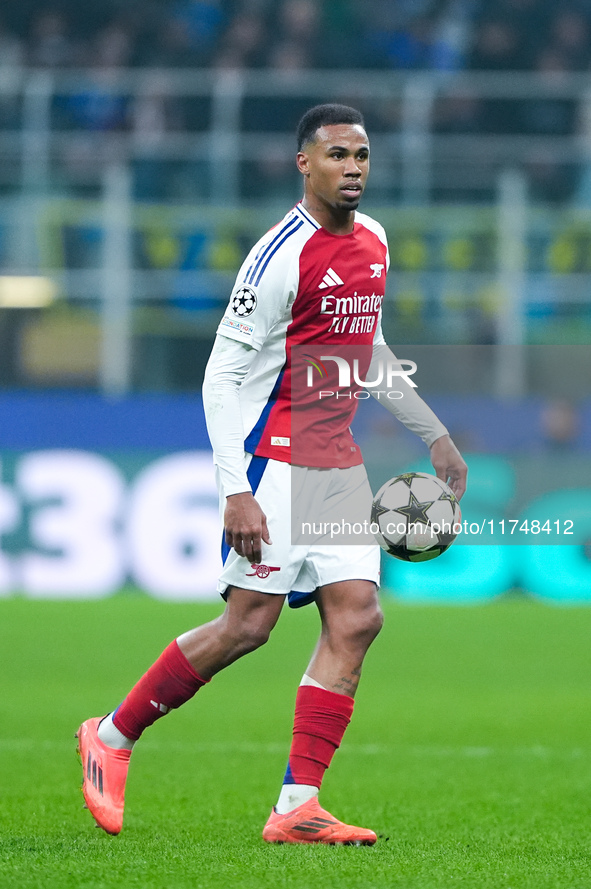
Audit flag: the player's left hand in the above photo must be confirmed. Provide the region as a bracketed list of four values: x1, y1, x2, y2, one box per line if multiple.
[429, 434, 467, 500]
[224, 491, 272, 564]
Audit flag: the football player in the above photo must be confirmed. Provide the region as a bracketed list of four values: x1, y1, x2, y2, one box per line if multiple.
[77, 103, 466, 844]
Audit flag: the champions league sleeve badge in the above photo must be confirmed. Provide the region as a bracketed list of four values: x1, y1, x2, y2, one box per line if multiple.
[230, 285, 258, 317]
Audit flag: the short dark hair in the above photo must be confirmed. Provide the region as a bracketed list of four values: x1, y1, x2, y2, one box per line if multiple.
[296, 104, 365, 151]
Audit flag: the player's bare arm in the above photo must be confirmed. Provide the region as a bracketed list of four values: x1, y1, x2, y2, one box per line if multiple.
[224, 491, 272, 564]
[429, 434, 468, 500]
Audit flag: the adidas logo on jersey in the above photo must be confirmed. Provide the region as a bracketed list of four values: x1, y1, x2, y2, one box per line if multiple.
[318, 268, 344, 289]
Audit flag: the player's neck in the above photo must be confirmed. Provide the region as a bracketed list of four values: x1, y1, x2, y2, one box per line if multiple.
[300, 197, 356, 235]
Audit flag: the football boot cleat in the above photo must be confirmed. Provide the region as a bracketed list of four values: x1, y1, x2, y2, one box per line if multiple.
[262, 796, 377, 845]
[76, 717, 131, 835]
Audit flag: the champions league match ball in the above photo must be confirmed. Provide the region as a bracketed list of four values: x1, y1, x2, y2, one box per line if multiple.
[371, 472, 462, 562]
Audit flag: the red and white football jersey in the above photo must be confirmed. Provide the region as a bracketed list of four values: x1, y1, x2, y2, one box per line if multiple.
[216, 202, 389, 468]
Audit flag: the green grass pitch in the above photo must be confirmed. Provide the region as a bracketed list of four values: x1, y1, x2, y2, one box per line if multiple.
[2, 592, 591, 889]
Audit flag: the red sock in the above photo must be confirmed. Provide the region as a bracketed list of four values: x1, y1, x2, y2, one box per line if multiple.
[283, 685, 354, 788]
[113, 640, 208, 741]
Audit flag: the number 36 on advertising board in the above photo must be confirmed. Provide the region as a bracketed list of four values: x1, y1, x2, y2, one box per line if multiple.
[0, 451, 220, 600]
[0, 450, 589, 602]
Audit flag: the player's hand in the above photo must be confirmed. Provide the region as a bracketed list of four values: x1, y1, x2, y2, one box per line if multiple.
[224, 491, 272, 564]
[429, 434, 468, 500]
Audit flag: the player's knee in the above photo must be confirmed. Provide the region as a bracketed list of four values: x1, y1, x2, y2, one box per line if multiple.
[246, 624, 273, 652]
[360, 604, 384, 643]
[343, 604, 383, 649]
[230, 621, 273, 655]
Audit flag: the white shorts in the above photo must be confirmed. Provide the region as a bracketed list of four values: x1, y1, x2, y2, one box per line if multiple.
[217, 456, 381, 607]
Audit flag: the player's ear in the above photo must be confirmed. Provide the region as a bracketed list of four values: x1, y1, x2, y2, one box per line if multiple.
[296, 151, 310, 176]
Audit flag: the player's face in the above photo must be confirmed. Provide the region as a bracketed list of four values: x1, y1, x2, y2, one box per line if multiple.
[297, 124, 370, 214]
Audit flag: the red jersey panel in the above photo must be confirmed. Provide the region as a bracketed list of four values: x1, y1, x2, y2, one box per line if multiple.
[254, 222, 388, 467]
[217, 204, 389, 469]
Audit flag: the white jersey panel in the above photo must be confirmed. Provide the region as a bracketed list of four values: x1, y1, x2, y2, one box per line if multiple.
[217, 209, 312, 351]
[354, 210, 389, 348]
[354, 211, 390, 272]
[215, 206, 319, 449]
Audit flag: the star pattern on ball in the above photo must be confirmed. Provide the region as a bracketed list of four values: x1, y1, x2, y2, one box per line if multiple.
[394, 491, 434, 526]
[372, 472, 460, 561]
[371, 500, 391, 521]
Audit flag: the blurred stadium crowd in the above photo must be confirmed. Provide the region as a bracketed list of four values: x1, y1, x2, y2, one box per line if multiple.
[1, 0, 590, 75]
[1, 0, 590, 203]
[0, 0, 590, 392]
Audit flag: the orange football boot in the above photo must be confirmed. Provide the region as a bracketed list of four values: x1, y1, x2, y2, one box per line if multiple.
[76, 717, 132, 835]
[262, 796, 377, 845]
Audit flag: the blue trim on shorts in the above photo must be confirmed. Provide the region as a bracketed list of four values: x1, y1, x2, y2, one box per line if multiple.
[246, 454, 269, 494]
[220, 455, 270, 565]
[287, 590, 316, 609]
